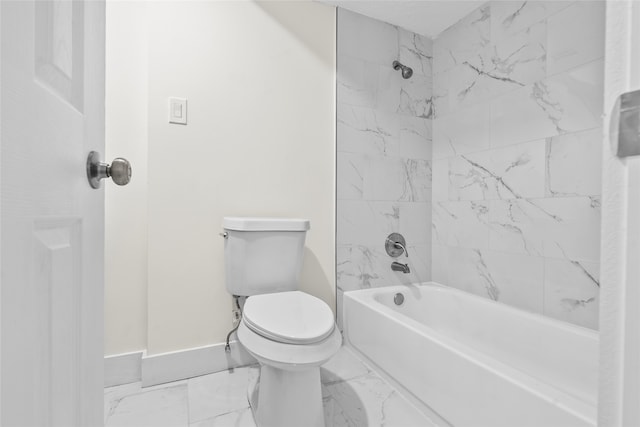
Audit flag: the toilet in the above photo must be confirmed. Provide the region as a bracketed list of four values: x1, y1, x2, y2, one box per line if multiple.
[223, 217, 341, 427]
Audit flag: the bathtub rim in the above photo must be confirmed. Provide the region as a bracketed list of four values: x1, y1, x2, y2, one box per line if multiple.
[342, 281, 598, 426]
[346, 281, 599, 340]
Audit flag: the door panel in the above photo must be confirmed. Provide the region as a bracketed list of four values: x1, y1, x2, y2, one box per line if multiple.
[33, 219, 82, 426]
[1, 0, 105, 425]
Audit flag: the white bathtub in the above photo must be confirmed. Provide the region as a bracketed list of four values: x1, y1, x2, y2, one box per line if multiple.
[343, 282, 598, 427]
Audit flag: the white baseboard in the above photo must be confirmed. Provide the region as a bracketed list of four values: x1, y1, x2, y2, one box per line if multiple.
[141, 341, 256, 387]
[104, 341, 256, 388]
[104, 351, 144, 387]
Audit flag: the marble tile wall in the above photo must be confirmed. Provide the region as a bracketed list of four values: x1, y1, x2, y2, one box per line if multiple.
[432, 1, 604, 329]
[336, 9, 433, 327]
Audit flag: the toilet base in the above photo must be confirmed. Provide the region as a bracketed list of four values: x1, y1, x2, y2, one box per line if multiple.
[249, 364, 324, 427]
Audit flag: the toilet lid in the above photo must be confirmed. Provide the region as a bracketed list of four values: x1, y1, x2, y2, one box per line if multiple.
[243, 291, 335, 344]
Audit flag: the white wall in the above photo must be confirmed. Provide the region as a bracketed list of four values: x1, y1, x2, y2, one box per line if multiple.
[105, 1, 336, 356]
[105, 1, 149, 356]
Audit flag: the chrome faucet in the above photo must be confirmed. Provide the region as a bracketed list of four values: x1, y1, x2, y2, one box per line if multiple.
[391, 261, 410, 274]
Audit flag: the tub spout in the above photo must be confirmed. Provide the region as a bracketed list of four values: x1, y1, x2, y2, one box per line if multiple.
[391, 261, 410, 274]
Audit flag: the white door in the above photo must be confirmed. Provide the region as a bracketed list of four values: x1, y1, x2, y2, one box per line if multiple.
[600, 1, 640, 426]
[1, 0, 105, 425]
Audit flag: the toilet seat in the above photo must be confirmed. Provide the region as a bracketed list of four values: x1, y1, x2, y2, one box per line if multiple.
[243, 291, 335, 344]
[237, 319, 342, 371]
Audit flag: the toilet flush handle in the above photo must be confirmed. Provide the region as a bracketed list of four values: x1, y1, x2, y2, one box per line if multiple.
[219, 232, 228, 238]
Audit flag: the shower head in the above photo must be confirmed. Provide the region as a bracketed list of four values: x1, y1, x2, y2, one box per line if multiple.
[392, 60, 413, 79]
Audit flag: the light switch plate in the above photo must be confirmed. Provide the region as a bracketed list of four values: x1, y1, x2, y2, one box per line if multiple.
[168, 97, 187, 125]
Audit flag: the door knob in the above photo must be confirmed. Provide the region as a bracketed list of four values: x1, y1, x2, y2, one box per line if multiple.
[610, 89, 640, 158]
[86, 151, 132, 189]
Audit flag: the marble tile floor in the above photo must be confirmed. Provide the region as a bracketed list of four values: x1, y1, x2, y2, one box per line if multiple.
[104, 346, 436, 427]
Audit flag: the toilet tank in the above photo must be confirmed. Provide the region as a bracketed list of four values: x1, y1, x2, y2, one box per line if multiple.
[223, 217, 310, 296]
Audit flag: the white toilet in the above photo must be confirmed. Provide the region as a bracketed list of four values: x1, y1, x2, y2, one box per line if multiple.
[223, 217, 341, 427]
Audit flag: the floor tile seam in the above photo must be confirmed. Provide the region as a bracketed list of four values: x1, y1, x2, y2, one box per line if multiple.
[191, 405, 253, 426]
[322, 369, 373, 387]
[186, 377, 253, 425]
[105, 383, 185, 416]
[186, 378, 193, 425]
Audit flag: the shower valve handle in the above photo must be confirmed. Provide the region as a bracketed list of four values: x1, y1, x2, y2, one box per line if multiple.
[393, 241, 409, 257]
[385, 233, 408, 258]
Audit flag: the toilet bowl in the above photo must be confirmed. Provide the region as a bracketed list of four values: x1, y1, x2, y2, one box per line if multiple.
[222, 217, 341, 427]
[238, 291, 341, 427]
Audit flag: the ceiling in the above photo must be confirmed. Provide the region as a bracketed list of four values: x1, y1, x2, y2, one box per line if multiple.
[318, 0, 481, 38]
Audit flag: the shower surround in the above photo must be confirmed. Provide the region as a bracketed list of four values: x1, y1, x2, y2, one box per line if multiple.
[336, 9, 433, 327]
[431, 1, 603, 329]
[336, 1, 603, 330]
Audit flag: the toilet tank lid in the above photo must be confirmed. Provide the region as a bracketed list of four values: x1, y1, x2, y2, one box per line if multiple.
[223, 217, 310, 231]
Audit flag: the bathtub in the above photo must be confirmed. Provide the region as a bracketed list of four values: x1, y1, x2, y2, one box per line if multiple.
[343, 282, 598, 427]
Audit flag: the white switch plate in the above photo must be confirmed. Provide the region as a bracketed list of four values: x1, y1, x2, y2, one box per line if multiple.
[168, 97, 187, 125]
